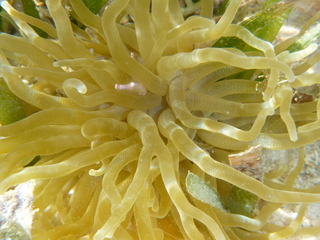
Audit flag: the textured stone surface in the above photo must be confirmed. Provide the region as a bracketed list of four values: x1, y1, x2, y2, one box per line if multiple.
[0, 181, 35, 240]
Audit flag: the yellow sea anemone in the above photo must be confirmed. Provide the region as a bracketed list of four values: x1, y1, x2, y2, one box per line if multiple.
[0, 0, 320, 239]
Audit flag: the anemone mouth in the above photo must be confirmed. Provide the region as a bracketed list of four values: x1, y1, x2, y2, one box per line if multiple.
[0, 0, 320, 239]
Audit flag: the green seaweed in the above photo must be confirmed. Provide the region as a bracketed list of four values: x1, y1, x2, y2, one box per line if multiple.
[0, 5, 12, 33]
[262, 0, 283, 10]
[186, 172, 259, 217]
[21, 0, 47, 38]
[81, 0, 108, 14]
[286, 22, 320, 53]
[21, 0, 40, 20]
[214, 1, 293, 81]
[214, 0, 230, 16]
[225, 186, 259, 217]
[0, 79, 26, 125]
[214, 1, 293, 50]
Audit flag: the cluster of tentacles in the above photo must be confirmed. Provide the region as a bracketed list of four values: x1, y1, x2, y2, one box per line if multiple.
[0, 0, 320, 239]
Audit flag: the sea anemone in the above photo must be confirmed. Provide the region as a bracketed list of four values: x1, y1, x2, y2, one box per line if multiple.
[0, 0, 320, 239]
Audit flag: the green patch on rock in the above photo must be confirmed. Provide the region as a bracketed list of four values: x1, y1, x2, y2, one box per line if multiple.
[0, 79, 26, 125]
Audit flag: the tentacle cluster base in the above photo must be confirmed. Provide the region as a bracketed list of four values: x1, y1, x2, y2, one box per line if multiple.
[0, 0, 320, 239]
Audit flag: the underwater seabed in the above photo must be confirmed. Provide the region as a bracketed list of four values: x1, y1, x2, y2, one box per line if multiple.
[262, 140, 320, 240]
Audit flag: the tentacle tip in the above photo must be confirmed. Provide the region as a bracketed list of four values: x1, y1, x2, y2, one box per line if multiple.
[290, 134, 298, 142]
